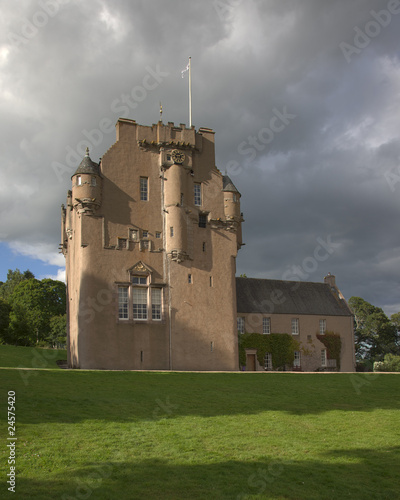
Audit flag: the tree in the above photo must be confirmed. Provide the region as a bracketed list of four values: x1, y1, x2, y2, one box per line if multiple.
[349, 296, 399, 360]
[0, 268, 35, 301]
[48, 314, 67, 348]
[0, 299, 11, 344]
[8, 278, 66, 346]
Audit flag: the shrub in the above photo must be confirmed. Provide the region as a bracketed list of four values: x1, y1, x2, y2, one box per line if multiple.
[374, 354, 400, 372]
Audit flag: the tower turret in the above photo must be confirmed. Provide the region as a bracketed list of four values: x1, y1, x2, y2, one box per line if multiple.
[223, 175, 243, 248]
[71, 147, 102, 215]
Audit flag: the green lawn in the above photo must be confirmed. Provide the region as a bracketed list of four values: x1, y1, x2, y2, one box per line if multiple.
[0, 348, 399, 499]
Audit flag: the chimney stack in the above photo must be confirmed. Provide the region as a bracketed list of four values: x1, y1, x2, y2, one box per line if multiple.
[324, 272, 336, 287]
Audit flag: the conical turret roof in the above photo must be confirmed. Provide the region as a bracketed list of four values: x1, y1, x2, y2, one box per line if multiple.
[222, 174, 240, 194]
[73, 147, 101, 177]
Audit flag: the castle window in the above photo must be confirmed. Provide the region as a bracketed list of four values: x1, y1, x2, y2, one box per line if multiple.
[133, 288, 147, 320]
[293, 351, 301, 368]
[180, 193, 184, 206]
[142, 230, 148, 238]
[202, 242, 206, 252]
[194, 183, 201, 206]
[291, 318, 299, 335]
[76, 176, 82, 186]
[151, 288, 162, 321]
[118, 238, 127, 249]
[170, 227, 174, 237]
[233, 194, 237, 202]
[264, 353, 272, 371]
[118, 287, 129, 320]
[321, 349, 327, 367]
[263, 317, 271, 335]
[199, 214, 207, 228]
[130, 229, 139, 241]
[156, 232, 161, 239]
[188, 274, 192, 284]
[127, 274, 163, 322]
[91, 176, 96, 187]
[319, 319, 326, 335]
[132, 276, 147, 285]
[140, 240, 150, 251]
[140, 177, 148, 201]
[237, 317, 245, 334]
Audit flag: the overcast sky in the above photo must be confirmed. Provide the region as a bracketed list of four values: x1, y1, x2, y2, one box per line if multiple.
[1, 0, 400, 315]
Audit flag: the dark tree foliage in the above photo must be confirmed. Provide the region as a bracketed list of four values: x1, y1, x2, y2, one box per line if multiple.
[349, 296, 399, 361]
[0, 269, 66, 346]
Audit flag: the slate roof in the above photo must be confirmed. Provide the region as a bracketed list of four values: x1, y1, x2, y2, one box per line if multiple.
[73, 148, 101, 177]
[222, 175, 240, 194]
[236, 278, 352, 316]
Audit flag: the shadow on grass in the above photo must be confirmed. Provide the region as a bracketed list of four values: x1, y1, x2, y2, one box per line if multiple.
[14, 447, 400, 500]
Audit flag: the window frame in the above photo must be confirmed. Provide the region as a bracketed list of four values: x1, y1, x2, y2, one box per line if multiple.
[118, 287, 129, 320]
[262, 317, 271, 335]
[291, 318, 299, 335]
[264, 352, 273, 371]
[237, 317, 245, 334]
[140, 177, 148, 201]
[194, 182, 202, 206]
[118, 275, 164, 323]
[319, 319, 326, 335]
[321, 349, 327, 367]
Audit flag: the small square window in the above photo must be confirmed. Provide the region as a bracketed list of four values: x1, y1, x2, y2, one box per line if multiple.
[118, 238, 127, 249]
[142, 230, 148, 238]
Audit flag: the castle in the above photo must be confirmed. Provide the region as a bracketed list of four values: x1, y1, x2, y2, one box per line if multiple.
[61, 118, 355, 372]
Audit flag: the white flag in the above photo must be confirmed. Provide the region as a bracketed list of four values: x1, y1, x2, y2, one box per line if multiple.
[181, 62, 189, 78]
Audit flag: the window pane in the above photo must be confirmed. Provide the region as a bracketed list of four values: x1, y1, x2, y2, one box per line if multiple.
[140, 177, 148, 201]
[319, 319, 326, 335]
[151, 288, 162, 321]
[194, 183, 201, 206]
[264, 353, 272, 370]
[237, 317, 245, 334]
[292, 318, 299, 335]
[263, 317, 270, 334]
[198, 215, 207, 228]
[293, 351, 301, 367]
[321, 349, 327, 367]
[118, 287, 129, 319]
[133, 288, 147, 319]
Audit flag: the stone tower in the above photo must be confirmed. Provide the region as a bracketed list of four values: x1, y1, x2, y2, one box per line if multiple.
[61, 118, 243, 370]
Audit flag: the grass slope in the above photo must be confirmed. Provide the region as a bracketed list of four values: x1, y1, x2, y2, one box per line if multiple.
[0, 353, 399, 499]
[0, 345, 66, 369]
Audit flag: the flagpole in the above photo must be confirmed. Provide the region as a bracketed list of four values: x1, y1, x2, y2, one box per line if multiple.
[188, 57, 192, 127]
